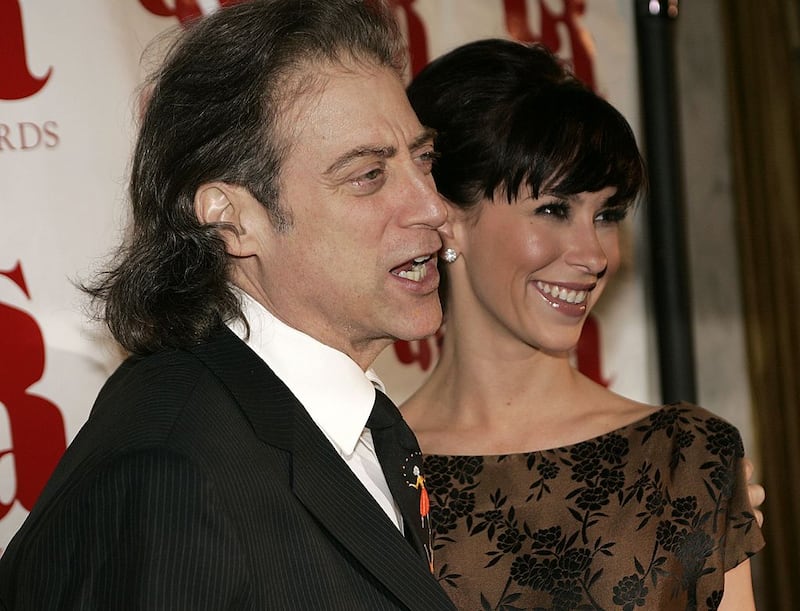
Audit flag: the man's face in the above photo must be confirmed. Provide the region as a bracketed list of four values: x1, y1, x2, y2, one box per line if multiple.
[243, 61, 447, 368]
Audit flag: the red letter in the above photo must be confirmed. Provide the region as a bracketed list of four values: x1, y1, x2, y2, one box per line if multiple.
[393, 339, 434, 371]
[0, 263, 67, 516]
[0, 0, 52, 100]
[502, 0, 595, 90]
[139, 0, 243, 25]
[575, 313, 610, 387]
[392, 329, 443, 372]
[138, 0, 175, 16]
[390, 0, 430, 78]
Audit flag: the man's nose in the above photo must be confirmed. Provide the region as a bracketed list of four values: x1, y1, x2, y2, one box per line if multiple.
[403, 174, 448, 229]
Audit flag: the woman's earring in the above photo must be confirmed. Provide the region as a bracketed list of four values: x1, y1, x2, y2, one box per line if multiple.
[441, 247, 459, 264]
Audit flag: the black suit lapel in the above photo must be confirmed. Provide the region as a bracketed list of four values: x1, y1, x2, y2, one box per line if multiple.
[292, 406, 453, 610]
[190, 325, 294, 449]
[191, 326, 455, 610]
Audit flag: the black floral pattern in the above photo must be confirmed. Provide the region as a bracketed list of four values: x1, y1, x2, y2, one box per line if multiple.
[424, 403, 764, 610]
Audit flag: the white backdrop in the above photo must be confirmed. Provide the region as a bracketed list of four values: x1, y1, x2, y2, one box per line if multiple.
[0, 0, 655, 552]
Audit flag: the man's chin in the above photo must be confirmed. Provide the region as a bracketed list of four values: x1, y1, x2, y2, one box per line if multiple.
[393, 305, 443, 342]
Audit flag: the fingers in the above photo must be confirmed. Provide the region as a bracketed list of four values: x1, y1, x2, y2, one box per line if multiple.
[748, 482, 766, 508]
[744, 457, 754, 481]
[743, 456, 765, 527]
[748, 483, 766, 527]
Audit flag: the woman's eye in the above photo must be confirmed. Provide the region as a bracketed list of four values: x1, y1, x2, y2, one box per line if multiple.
[596, 206, 629, 224]
[535, 202, 570, 219]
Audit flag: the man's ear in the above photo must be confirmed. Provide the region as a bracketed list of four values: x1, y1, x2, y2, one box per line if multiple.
[194, 182, 259, 257]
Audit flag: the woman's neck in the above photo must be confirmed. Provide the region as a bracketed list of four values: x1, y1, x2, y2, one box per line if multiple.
[401, 316, 654, 456]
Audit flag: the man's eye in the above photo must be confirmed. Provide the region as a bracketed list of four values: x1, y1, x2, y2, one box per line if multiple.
[360, 168, 383, 182]
[351, 167, 382, 184]
[348, 166, 386, 193]
[415, 149, 440, 173]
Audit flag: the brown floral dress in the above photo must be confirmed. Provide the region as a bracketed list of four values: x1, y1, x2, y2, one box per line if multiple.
[423, 403, 764, 611]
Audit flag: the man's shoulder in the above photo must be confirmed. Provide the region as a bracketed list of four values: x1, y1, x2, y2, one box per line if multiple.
[105, 345, 215, 400]
[13, 332, 266, 526]
[70, 329, 253, 454]
[100, 325, 251, 409]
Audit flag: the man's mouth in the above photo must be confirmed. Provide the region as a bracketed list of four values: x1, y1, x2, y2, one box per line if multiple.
[536, 281, 589, 305]
[391, 255, 432, 282]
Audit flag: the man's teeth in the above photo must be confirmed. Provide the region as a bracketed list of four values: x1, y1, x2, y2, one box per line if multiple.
[397, 256, 430, 282]
[536, 281, 587, 304]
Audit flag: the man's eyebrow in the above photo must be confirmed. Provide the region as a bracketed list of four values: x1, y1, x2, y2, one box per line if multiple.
[323, 127, 438, 177]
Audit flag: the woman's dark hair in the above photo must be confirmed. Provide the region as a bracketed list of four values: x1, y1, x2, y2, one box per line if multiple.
[407, 39, 646, 308]
[84, 0, 404, 355]
[407, 38, 645, 210]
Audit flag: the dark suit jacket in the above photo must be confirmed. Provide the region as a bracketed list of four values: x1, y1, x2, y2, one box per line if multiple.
[0, 325, 455, 610]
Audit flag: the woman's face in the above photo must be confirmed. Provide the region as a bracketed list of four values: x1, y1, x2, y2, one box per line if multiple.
[447, 185, 624, 356]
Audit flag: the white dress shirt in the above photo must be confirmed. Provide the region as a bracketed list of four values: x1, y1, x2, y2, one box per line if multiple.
[227, 291, 404, 531]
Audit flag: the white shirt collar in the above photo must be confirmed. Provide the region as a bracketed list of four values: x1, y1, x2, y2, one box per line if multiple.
[228, 291, 385, 456]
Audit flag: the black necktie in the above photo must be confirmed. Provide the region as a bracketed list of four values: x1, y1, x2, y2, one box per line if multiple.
[367, 389, 433, 572]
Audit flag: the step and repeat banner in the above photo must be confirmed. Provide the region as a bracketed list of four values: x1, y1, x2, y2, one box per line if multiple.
[0, 0, 653, 551]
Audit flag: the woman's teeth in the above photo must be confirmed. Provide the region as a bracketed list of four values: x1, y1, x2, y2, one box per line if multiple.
[536, 281, 588, 304]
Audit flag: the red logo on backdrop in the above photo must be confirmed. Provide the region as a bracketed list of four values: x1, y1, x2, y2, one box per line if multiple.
[575, 314, 610, 387]
[137, 0, 594, 88]
[503, 0, 595, 90]
[0, 263, 67, 518]
[394, 316, 609, 388]
[139, 0, 242, 23]
[1, 0, 61, 150]
[0, 0, 52, 100]
[394, 329, 444, 372]
[391, 0, 429, 79]
[394, 0, 595, 85]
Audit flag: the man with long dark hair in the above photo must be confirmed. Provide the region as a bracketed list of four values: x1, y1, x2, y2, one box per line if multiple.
[0, 2, 454, 609]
